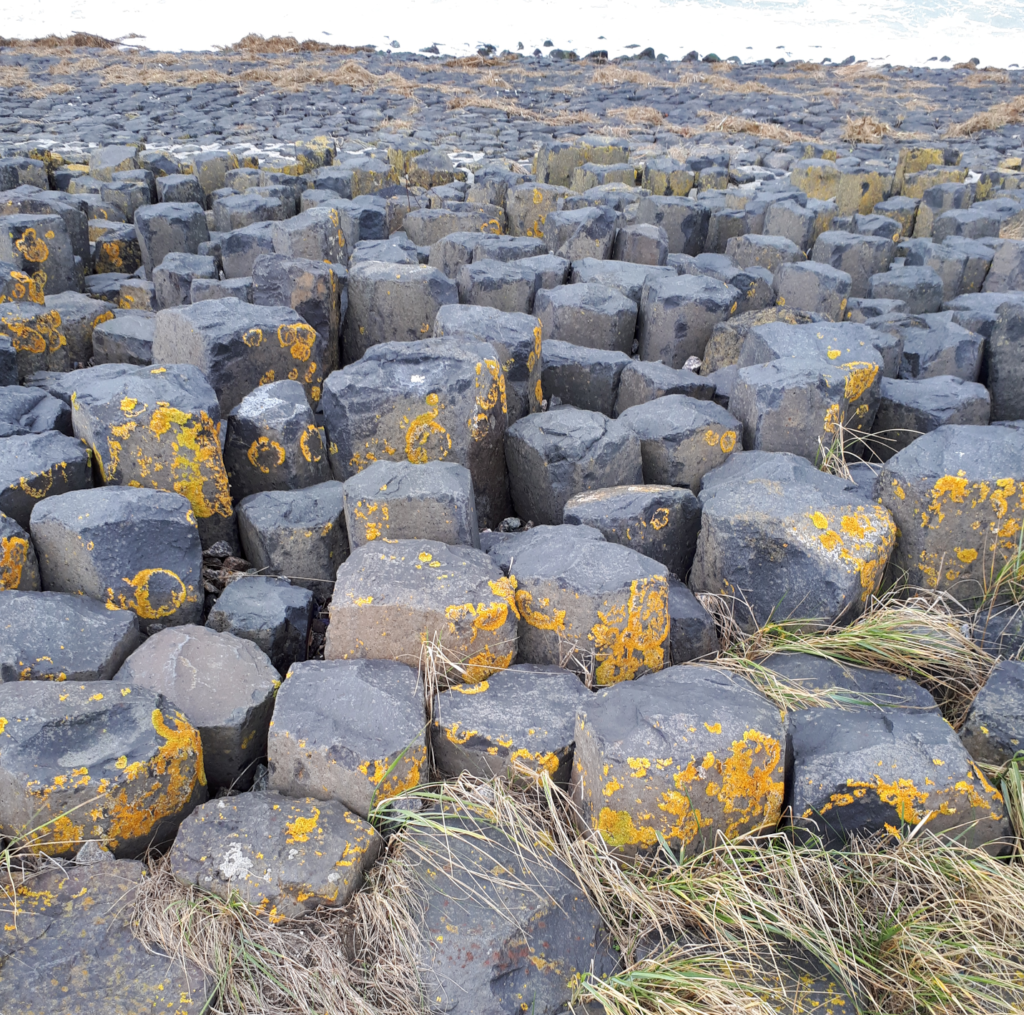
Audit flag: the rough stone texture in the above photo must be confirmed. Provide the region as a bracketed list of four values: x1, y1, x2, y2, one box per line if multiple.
[877, 425, 1024, 600]
[790, 708, 1010, 852]
[0, 511, 40, 591]
[320, 338, 510, 528]
[0, 588, 139, 681]
[116, 625, 279, 791]
[667, 578, 720, 663]
[30, 485, 204, 632]
[0, 301, 71, 380]
[0, 859, 213, 1012]
[327, 539, 518, 682]
[252, 253, 344, 356]
[563, 484, 701, 577]
[573, 664, 785, 856]
[68, 361, 235, 548]
[0, 213, 77, 296]
[505, 406, 642, 525]
[206, 575, 314, 674]
[0, 680, 207, 856]
[812, 230, 895, 298]
[873, 375, 991, 459]
[409, 812, 616, 1015]
[432, 302, 541, 424]
[985, 302, 1024, 421]
[154, 297, 329, 412]
[134, 201, 209, 278]
[690, 452, 896, 629]
[570, 257, 676, 304]
[44, 290, 115, 366]
[869, 265, 945, 315]
[774, 260, 852, 321]
[961, 659, 1024, 766]
[617, 394, 742, 489]
[0, 383, 70, 438]
[612, 359, 714, 415]
[343, 261, 458, 363]
[268, 658, 425, 818]
[503, 524, 670, 685]
[431, 662, 588, 784]
[638, 273, 740, 368]
[236, 480, 347, 593]
[170, 791, 381, 919]
[762, 651, 938, 711]
[700, 306, 825, 374]
[343, 459, 479, 549]
[223, 379, 331, 502]
[152, 251, 217, 309]
[534, 282, 637, 353]
[456, 257, 536, 314]
[91, 311, 155, 365]
[539, 339, 630, 416]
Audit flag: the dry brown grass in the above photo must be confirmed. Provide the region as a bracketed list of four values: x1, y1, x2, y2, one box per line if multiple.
[710, 78, 772, 94]
[696, 111, 812, 142]
[591, 65, 685, 89]
[443, 53, 520, 69]
[947, 95, 1024, 136]
[840, 114, 892, 142]
[0, 32, 118, 49]
[223, 34, 374, 55]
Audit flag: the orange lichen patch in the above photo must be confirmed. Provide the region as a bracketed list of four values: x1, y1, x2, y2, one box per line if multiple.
[7, 270, 45, 304]
[590, 576, 671, 685]
[597, 807, 659, 849]
[359, 744, 425, 802]
[955, 546, 978, 563]
[0, 535, 30, 589]
[515, 588, 567, 633]
[470, 358, 508, 440]
[463, 644, 516, 683]
[714, 730, 784, 837]
[247, 436, 286, 473]
[444, 722, 478, 745]
[284, 807, 320, 843]
[405, 392, 451, 464]
[843, 361, 879, 402]
[508, 746, 560, 777]
[13, 227, 49, 262]
[1, 308, 66, 356]
[105, 567, 193, 620]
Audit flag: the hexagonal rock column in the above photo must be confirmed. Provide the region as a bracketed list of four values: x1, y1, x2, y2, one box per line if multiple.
[134, 201, 210, 278]
[116, 625, 280, 791]
[563, 484, 702, 578]
[0, 430, 92, 529]
[0, 589, 139, 681]
[223, 379, 331, 502]
[0, 213, 77, 295]
[432, 663, 589, 785]
[344, 459, 479, 550]
[170, 791, 381, 921]
[505, 407, 642, 526]
[572, 664, 785, 857]
[0, 513, 39, 591]
[236, 480, 347, 593]
[0, 859, 213, 1013]
[617, 394, 742, 490]
[762, 652, 938, 712]
[30, 486, 204, 633]
[507, 525, 670, 686]
[342, 261, 458, 364]
[408, 813, 617, 1015]
[68, 362, 235, 548]
[877, 425, 1024, 600]
[206, 576, 314, 675]
[961, 659, 1024, 766]
[269, 659, 425, 818]
[153, 298, 330, 412]
[701, 306, 826, 374]
[534, 282, 637, 354]
[320, 338, 511, 528]
[327, 539, 518, 682]
[690, 452, 896, 630]
[432, 303, 542, 424]
[0, 302, 70, 379]
[0, 681, 207, 857]
[790, 709, 1010, 852]
[638, 273, 740, 369]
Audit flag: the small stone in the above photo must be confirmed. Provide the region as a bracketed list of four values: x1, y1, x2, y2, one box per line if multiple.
[961, 659, 1024, 766]
[0, 430, 92, 528]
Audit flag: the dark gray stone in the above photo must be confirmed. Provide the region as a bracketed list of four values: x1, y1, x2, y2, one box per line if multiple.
[961, 659, 1024, 766]
[774, 260, 852, 320]
[134, 201, 210, 279]
[269, 658, 425, 817]
[0, 430, 92, 528]
[790, 708, 1010, 852]
[206, 575, 314, 674]
[811, 230, 895, 298]
[869, 265, 945, 314]
[0, 384, 70, 437]
[667, 578, 719, 663]
[505, 406, 642, 525]
[236, 480, 347, 593]
[456, 257, 536, 314]
[31, 486, 204, 633]
[0, 588, 139, 681]
[540, 340, 631, 416]
[0, 213, 77, 295]
[153, 251, 217, 309]
[92, 312, 156, 368]
[612, 359, 714, 416]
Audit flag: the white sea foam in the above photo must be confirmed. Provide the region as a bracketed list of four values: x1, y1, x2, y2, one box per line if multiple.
[4, 0, 1024, 68]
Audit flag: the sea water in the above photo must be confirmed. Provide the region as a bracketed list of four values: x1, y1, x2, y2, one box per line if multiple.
[3, 0, 1024, 68]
